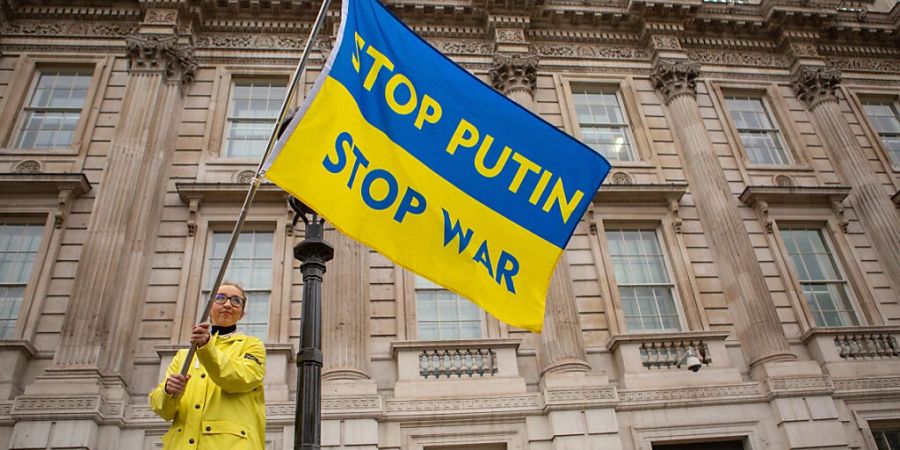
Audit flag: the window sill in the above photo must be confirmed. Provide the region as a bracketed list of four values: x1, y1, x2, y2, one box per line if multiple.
[204, 156, 266, 166]
[744, 163, 815, 173]
[0, 147, 79, 156]
[0, 339, 38, 358]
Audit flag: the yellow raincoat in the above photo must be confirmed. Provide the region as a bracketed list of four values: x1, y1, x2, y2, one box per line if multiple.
[149, 332, 266, 450]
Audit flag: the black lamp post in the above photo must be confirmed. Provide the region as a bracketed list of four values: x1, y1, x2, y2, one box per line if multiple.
[290, 196, 333, 450]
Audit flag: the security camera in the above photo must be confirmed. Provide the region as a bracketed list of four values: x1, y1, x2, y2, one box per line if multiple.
[678, 347, 703, 373]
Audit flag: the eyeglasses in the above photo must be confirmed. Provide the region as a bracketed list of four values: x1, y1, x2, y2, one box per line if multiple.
[214, 293, 245, 308]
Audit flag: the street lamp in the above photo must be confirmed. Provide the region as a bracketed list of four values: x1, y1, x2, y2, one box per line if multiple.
[290, 196, 334, 450]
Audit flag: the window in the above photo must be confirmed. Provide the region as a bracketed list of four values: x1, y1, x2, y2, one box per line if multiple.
[725, 95, 790, 165]
[653, 442, 743, 450]
[222, 80, 287, 158]
[606, 228, 681, 332]
[415, 276, 482, 340]
[571, 87, 636, 162]
[14, 68, 92, 149]
[872, 423, 900, 450]
[0, 223, 43, 338]
[204, 230, 273, 339]
[861, 99, 900, 167]
[780, 228, 858, 327]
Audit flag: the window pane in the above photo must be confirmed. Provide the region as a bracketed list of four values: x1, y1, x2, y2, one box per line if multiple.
[0, 224, 44, 338]
[204, 230, 273, 339]
[415, 275, 483, 340]
[572, 87, 635, 161]
[16, 69, 91, 149]
[606, 229, 680, 332]
[725, 95, 790, 165]
[224, 80, 287, 158]
[780, 227, 859, 327]
[862, 100, 900, 167]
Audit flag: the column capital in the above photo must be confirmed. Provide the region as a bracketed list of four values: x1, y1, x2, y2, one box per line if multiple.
[791, 65, 841, 110]
[489, 53, 538, 99]
[125, 34, 198, 87]
[650, 58, 700, 105]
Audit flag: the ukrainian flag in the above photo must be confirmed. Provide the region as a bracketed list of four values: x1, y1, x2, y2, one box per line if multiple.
[264, 0, 611, 332]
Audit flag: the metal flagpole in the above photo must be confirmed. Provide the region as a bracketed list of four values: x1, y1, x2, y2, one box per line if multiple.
[178, 0, 335, 378]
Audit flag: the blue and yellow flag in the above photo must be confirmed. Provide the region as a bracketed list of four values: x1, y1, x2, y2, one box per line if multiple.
[264, 0, 611, 332]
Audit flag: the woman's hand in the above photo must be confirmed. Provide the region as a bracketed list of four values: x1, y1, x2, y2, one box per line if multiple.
[190, 322, 211, 348]
[165, 373, 190, 395]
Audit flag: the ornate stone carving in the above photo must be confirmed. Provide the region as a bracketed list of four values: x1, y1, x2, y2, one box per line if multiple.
[144, 9, 177, 24]
[792, 65, 841, 109]
[1, 21, 138, 37]
[544, 387, 618, 404]
[385, 394, 540, 414]
[532, 43, 650, 60]
[322, 396, 381, 411]
[827, 57, 900, 75]
[430, 39, 493, 55]
[13, 160, 42, 174]
[650, 59, 700, 105]
[495, 28, 526, 44]
[651, 34, 681, 51]
[235, 170, 256, 184]
[765, 376, 835, 397]
[832, 199, 849, 233]
[489, 53, 538, 98]
[687, 50, 788, 68]
[125, 34, 198, 87]
[754, 199, 773, 233]
[774, 174, 795, 187]
[618, 384, 763, 405]
[610, 171, 633, 185]
[195, 33, 309, 50]
[784, 41, 819, 60]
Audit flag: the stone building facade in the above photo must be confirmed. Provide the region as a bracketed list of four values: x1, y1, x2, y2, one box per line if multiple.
[1, 0, 900, 448]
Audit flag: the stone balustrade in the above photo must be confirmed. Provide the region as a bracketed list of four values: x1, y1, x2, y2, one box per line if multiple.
[803, 326, 900, 379]
[640, 339, 712, 370]
[390, 339, 526, 398]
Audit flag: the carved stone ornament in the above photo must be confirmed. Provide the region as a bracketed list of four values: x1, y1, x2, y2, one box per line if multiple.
[235, 170, 256, 184]
[489, 53, 538, 97]
[125, 34, 198, 87]
[13, 160, 42, 174]
[495, 28, 526, 44]
[651, 34, 681, 51]
[610, 171, 633, 185]
[650, 59, 700, 105]
[144, 9, 177, 24]
[774, 174, 795, 187]
[792, 65, 841, 110]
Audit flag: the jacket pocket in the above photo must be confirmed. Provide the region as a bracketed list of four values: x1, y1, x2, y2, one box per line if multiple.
[200, 420, 250, 449]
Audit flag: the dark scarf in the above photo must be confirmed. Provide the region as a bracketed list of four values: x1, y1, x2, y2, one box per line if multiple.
[211, 324, 237, 336]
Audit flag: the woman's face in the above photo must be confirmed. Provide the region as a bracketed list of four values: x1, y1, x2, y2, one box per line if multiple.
[210, 284, 245, 327]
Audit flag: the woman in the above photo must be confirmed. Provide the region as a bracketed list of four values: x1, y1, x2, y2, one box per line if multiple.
[150, 282, 266, 449]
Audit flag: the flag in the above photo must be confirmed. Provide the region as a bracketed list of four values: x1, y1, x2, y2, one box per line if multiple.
[264, 0, 611, 332]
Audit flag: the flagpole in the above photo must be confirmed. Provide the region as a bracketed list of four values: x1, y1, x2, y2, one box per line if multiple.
[178, 0, 336, 379]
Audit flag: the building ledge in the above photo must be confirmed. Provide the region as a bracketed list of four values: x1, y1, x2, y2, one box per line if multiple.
[0, 172, 90, 197]
[739, 185, 851, 207]
[175, 182, 288, 205]
[593, 183, 688, 205]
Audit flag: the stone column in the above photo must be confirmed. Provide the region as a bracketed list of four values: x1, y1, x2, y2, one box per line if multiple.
[490, 53, 591, 375]
[650, 58, 795, 369]
[321, 230, 371, 381]
[793, 65, 900, 296]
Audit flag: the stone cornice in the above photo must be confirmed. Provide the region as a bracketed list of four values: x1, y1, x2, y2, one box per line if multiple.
[739, 185, 851, 207]
[592, 183, 688, 205]
[175, 182, 289, 205]
[0, 173, 91, 198]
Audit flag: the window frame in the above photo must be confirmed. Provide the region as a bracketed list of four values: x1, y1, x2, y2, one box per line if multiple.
[399, 268, 500, 340]
[413, 275, 486, 341]
[723, 94, 792, 166]
[177, 209, 289, 344]
[0, 216, 54, 341]
[775, 225, 862, 328]
[854, 92, 900, 172]
[201, 68, 296, 169]
[568, 84, 639, 163]
[558, 75, 658, 168]
[200, 227, 277, 341]
[770, 218, 879, 330]
[220, 77, 288, 160]
[711, 82, 811, 172]
[600, 223, 688, 333]
[0, 56, 108, 156]
[869, 419, 900, 450]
